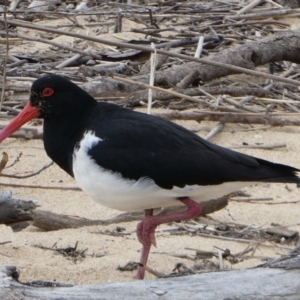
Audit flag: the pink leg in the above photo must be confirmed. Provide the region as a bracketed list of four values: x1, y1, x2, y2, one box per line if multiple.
[134, 197, 202, 280]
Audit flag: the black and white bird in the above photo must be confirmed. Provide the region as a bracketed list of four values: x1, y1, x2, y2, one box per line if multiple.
[0, 74, 299, 279]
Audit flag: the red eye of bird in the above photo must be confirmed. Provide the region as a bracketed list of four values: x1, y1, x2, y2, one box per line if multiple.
[42, 87, 54, 97]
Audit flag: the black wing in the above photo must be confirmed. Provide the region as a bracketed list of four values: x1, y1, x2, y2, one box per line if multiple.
[87, 104, 300, 189]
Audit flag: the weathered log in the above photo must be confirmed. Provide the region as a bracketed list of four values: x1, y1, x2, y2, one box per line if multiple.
[80, 30, 300, 98]
[0, 191, 39, 231]
[0, 189, 227, 231]
[32, 195, 229, 231]
[0, 264, 299, 300]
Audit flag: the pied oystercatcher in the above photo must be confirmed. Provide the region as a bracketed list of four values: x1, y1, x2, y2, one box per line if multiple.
[0, 74, 299, 279]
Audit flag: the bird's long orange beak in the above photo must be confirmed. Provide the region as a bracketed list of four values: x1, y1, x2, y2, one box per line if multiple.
[0, 102, 40, 143]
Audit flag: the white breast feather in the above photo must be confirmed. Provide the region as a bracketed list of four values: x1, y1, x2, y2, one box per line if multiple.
[73, 131, 254, 211]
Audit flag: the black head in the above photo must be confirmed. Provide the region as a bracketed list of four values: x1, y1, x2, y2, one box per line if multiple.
[30, 74, 97, 119]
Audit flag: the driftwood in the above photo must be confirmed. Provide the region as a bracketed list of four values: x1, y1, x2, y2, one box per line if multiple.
[1, 2, 300, 122]
[1, 19, 298, 85]
[0, 191, 39, 231]
[80, 30, 300, 97]
[0, 189, 228, 231]
[1, 19, 300, 98]
[32, 195, 229, 231]
[0, 263, 299, 300]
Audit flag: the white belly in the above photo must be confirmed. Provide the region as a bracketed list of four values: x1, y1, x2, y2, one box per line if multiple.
[72, 131, 254, 211]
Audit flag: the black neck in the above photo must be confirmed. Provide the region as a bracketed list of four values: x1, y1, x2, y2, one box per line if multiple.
[43, 113, 89, 177]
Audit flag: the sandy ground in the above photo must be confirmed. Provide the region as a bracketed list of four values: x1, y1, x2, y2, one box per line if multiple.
[0, 11, 300, 287]
[0, 116, 300, 285]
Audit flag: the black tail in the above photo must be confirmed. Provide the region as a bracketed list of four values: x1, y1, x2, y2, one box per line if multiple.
[257, 157, 300, 184]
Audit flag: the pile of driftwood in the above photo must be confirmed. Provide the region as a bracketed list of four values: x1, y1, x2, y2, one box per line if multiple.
[0, 0, 300, 298]
[1, 0, 300, 128]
